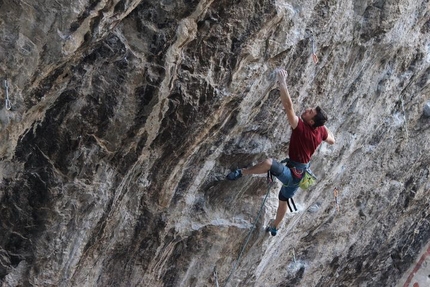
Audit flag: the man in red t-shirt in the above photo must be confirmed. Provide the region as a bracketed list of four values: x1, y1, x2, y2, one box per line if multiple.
[226, 69, 335, 236]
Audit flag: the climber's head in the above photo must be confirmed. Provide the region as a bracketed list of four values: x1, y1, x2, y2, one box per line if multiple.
[301, 106, 328, 128]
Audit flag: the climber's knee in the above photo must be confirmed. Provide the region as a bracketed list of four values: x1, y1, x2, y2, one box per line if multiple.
[264, 158, 273, 168]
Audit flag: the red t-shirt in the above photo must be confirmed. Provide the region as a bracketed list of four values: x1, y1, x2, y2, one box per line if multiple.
[288, 118, 328, 164]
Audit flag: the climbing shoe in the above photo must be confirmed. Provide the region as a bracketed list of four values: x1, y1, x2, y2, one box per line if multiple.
[265, 220, 278, 236]
[226, 169, 242, 180]
[267, 226, 277, 236]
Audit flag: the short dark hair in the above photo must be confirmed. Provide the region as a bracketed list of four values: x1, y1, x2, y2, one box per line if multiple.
[312, 106, 328, 128]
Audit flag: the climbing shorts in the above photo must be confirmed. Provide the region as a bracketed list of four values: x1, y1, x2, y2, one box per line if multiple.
[270, 159, 301, 201]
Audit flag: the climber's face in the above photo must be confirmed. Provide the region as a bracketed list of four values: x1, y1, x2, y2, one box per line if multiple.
[301, 108, 317, 125]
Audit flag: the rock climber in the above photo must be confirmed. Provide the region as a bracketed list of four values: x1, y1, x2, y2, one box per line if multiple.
[226, 68, 335, 236]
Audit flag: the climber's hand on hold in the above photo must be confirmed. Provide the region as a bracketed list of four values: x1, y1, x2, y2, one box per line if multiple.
[276, 69, 288, 86]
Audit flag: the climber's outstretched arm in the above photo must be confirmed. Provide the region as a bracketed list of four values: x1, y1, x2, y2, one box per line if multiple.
[277, 69, 299, 129]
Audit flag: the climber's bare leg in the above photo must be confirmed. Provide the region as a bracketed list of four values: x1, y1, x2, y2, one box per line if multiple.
[272, 200, 288, 229]
[242, 158, 272, 175]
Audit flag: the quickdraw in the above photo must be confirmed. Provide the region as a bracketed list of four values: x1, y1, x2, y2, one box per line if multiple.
[311, 35, 319, 64]
[287, 197, 297, 212]
[4, 80, 11, 110]
[334, 187, 340, 212]
[305, 29, 319, 64]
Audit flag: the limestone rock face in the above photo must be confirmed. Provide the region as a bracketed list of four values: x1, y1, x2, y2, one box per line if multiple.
[0, 0, 429, 286]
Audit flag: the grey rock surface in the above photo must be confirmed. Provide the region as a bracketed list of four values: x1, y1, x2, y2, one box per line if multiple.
[0, 0, 429, 286]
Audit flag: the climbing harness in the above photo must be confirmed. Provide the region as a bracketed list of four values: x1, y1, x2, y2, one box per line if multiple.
[223, 173, 274, 287]
[281, 157, 317, 190]
[4, 80, 11, 110]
